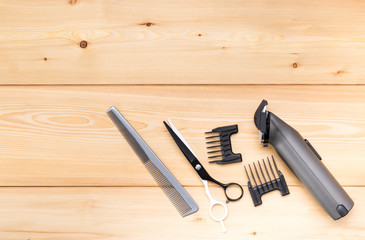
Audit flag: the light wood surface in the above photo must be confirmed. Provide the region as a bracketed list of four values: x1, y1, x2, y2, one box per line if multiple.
[0, 1, 365, 239]
[1, 0, 365, 84]
[0, 86, 364, 186]
[0, 187, 364, 240]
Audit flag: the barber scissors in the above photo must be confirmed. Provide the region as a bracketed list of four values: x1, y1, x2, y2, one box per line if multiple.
[164, 120, 243, 232]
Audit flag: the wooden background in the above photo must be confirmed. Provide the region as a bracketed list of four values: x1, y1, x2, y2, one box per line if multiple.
[0, 1, 364, 239]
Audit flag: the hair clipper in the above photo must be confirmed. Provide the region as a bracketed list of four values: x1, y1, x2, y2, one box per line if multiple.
[254, 100, 354, 220]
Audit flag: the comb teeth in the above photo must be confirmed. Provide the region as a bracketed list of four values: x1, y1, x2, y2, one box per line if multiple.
[205, 125, 242, 165]
[208, 155, 224, 159]
[107, 107, 199, 217]
[244, 155, 290, 206]
[144, 161, 198, 216]
[207, 150, 222, 154]
[205, 136, 220, 139]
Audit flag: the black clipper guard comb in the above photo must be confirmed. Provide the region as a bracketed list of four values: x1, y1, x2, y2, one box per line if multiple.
[244, 156, 290, 206]
[205, 125, 242, 164]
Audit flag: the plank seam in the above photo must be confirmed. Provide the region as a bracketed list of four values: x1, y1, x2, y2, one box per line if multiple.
[0, 84, 364, 87]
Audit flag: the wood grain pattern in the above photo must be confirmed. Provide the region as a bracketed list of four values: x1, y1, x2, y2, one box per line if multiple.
[0, 187, 363, 240]
[0, 85, 364, 186]
[1, 0, 365, 84]
[1, 1, 364, 239]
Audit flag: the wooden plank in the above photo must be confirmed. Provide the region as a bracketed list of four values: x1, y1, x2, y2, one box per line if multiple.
[0, 85, 364, 186]
[0, 186, 363, 239]
[1, 0, 365, 84]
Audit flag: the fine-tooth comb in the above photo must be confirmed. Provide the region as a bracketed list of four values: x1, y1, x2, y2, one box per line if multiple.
[107, 107, 199, 217]
[244, 156, 290, 206]
[205, 125, 242, 164]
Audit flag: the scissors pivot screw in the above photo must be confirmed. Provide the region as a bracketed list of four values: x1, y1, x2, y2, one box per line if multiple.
[195, 164, 202, 170]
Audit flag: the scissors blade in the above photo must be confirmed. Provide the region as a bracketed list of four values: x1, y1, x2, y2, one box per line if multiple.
[163, 120, 197, 163]
[167, 119, 197, 155]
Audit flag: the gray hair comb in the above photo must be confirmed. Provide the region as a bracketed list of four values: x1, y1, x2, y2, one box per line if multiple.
[107, 107, 198, 217]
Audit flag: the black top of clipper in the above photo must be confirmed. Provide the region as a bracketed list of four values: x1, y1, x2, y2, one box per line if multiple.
[254, 100, 270, 146]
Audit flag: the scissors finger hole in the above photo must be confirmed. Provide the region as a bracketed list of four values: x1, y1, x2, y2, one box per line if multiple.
[210, 202, 227, 221]
[224, 183, 243, 201]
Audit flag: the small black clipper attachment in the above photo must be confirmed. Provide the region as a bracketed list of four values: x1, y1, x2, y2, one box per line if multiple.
[244, 156, 289, 206]
[205, 125, 242, 165]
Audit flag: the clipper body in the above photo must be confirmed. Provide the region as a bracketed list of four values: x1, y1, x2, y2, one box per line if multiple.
[254, 100, 354, 220]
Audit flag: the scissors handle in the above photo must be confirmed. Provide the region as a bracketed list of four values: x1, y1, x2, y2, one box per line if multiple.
[221, 182, 244, 203]
[202, 180, 227, 233]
